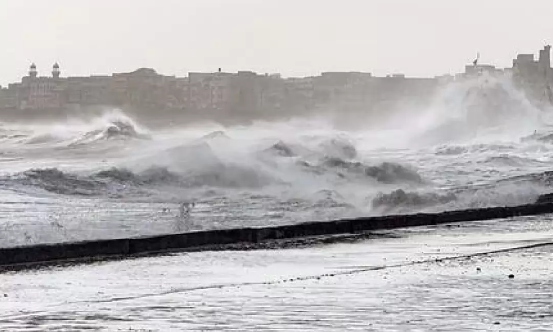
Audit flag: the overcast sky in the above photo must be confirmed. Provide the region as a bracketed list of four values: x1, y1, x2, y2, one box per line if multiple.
[1, 0, 553, 85]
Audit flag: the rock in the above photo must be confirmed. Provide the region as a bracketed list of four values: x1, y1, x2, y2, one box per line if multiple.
[508, 274, 515, 279]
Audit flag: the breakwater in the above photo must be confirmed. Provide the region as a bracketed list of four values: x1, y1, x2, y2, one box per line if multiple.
[2, 200, 553, 270]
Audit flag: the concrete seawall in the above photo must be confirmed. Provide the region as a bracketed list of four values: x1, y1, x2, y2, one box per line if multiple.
[2, 201, 553, 269]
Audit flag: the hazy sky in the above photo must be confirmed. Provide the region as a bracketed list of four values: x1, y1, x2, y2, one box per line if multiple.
[1, 0, 553, 85]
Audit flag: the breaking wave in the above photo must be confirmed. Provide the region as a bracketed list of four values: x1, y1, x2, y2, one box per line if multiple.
[497, 170, 553, 187]
[369, 167, 553, 215]
[406, 74, 545, 147]
[2, 138, 426, 197]
[3, 164, 278, 196]
[264, 141, 297, 157]
[0, 110, 150, 147]
[372, 189, 457, 214]
[370, 183, 546, 216]
[6, 168, 136, 197]
[319, 158, 423, 184]
[435, 145, 468, 156]
[434, 143, 516, 156]
[481, 154, 543, 167]
[68, 112, 150, 146]
[1, 72, 552, 224]
[318, 137, 357, 160]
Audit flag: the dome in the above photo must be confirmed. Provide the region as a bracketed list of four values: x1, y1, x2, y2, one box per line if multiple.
[30, 63, 36, 69]
[53, 62, 59, 69]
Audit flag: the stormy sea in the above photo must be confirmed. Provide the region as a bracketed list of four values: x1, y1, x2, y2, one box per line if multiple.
[2, 75, 553, 331]
[0, 75, 551, 247]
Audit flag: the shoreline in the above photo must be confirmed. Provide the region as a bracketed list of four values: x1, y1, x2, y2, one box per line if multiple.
[1, 198, 553, 272]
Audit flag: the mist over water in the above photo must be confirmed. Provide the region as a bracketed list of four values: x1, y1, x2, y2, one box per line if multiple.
[1, 75, 553, 246]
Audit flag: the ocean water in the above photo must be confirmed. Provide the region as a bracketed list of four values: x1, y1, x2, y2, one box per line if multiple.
[0, 74, 552, 247]
[1, 74, 553, 330]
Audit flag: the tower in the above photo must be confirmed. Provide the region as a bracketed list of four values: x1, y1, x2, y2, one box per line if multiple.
[29, 63, 37, 78]
[52, 62, 60, 78]
[545, 45, 551, 70]
[539, 45, 551, 70]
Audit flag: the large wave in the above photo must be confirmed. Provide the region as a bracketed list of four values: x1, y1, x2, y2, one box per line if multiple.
[0, 126, 427, 202]
[369, 167, 553, 215]
[0, 75, 552, 220]
[0, 110, 150, 148]
[399, 73, 549, 147]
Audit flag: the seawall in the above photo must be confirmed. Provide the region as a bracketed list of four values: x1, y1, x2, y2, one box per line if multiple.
[2, 201, 553, 270]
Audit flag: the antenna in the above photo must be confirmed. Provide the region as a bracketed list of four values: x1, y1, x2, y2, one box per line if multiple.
[473, 52, 480, 66]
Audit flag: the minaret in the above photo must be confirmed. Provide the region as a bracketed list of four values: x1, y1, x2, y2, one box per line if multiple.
[52, 62, 60, 79]
[29, 63, 37, 78]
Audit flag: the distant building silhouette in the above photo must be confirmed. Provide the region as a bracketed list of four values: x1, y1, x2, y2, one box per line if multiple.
[1, 45, 553, 113]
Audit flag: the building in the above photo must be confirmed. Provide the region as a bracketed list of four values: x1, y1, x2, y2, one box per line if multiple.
[512, 45, 552, 103]
[463, 64, 502, 78]
[14, 63, 67, 110]
[111, 68, 179, 109]
[284, 77, 315, 111]
[312, 72, 373, 106]
[230, 71, 262, 114]
[186, 70, 282, 115]
[2, 45, 553, 117]
[512, 46, 551, 80]
[66, 75, 112, 106]
[187, 70, 234, 111]
[258, 73, 285, 111]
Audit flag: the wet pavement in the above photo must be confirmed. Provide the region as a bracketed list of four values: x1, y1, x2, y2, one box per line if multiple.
[1, 215, 553, 331]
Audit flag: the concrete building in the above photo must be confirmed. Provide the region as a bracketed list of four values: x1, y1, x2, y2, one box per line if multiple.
[187, 70, 234, 111]
[463, 64, 502, 78]
[231, 71, 262, 114]
[512, 46, 551, 81]
[111, 68, 179, 109]
[368, 75, 438, 111]
[186, 70, 283, 115]
[1, 45, 553, 117]
[284, 77, 315, 111]
[66, 75, 112, 106]
[16, 63, 67, 110]
[435, 74, 455, 85]
[313, 72, 373, 106]
[512, 45, 552, 104]
[258, 73, 286, 112]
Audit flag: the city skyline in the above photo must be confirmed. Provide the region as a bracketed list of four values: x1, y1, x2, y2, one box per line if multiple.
[0, 43, 546, 87]
[2, 42, 547, 85]
[2, 0, 553, 86]
[1, 44, 550, 116]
